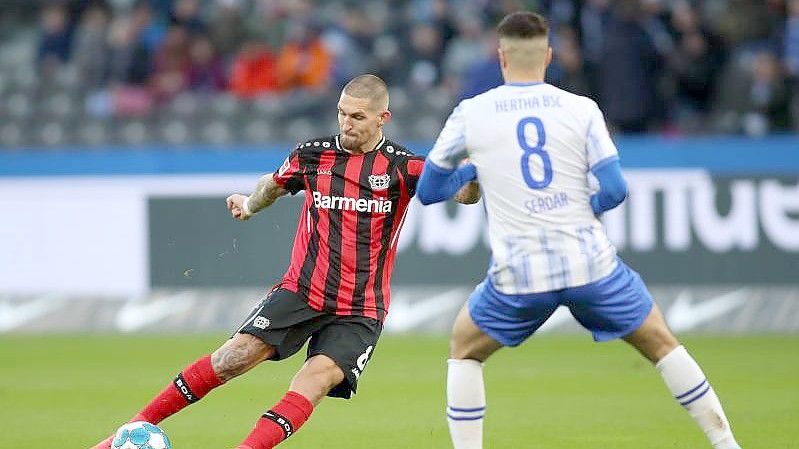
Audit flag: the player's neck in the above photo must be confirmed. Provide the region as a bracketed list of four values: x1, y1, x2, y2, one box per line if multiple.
[503, 69, 545, 85]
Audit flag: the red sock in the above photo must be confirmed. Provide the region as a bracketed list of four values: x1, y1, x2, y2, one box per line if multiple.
[238, 391, 315, 449]
[135, 354, 224, 424]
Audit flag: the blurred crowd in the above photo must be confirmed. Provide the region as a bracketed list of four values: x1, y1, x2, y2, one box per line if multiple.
[1, 0, 798, 147]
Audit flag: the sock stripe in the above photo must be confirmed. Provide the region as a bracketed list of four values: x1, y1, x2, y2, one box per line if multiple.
[680, 384, 712, 407]
[173, 373, 198, 403]
[447, 405, 486, 413]
[447, 413, 484, 421]
[262, 410, 294, 439]
[674, 378, 707, 400]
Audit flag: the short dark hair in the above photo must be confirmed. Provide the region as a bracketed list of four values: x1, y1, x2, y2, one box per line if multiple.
[497, 11, 549, 39]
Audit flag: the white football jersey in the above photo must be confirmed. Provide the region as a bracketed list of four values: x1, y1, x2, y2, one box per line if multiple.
[428, 82, 619, 294]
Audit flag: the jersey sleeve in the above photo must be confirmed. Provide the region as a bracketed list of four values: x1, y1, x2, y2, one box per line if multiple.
[402, 156, 426, 197]
[272, 146, 304, 195]
[585, 101, 619, 169]
[426, 102, 468, 170]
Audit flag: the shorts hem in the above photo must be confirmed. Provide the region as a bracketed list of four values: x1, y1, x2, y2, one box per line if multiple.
[306, 348, 356, 399]
[591, 299, 653, 342]
[467, 299, 517, 347]
[237, 329, 284, 360]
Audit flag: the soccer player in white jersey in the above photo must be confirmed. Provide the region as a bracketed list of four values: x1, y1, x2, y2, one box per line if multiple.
[415, 11, 743, 449]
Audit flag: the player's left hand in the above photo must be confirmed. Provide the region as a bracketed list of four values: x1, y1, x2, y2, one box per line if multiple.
[226, 194, 252, 220]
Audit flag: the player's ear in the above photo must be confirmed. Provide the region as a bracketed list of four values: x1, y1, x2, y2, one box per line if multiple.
[498, 48, 507, 69]
[379, 110, 392, 126]
[545, 47, 553, 67]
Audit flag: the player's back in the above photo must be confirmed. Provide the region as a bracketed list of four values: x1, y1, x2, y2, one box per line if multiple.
[460, 83, 618, 294]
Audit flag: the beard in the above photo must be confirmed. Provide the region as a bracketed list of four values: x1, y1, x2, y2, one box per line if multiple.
[339, 132, 362, 150]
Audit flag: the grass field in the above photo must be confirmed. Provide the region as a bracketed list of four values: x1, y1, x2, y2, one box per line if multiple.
[1, 334, 796, 448]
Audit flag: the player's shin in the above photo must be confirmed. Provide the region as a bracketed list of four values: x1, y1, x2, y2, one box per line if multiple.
[655, 345, 741, 449]
[135, 354, 225, 424]
[446, 359, 486, 449]
[238, 391, 314, 449]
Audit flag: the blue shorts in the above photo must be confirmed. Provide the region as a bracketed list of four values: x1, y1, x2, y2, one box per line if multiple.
[468, 260, 653, 346]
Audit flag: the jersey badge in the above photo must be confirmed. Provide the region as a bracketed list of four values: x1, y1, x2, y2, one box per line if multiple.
[368, 174, 391, 190]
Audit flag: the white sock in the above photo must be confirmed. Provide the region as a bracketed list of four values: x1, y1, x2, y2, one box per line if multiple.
[447, 359, 485, 449]
[656, 345, 741, 449]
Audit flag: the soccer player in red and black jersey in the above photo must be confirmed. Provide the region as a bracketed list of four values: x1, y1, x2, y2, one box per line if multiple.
[90, 74, 480, 449]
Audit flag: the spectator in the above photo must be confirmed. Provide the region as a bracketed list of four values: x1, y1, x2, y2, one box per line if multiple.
[715, 0, 772, 48]
[599, 0, 662, 132]
[322, 6, 375, 89]
[36, 3, 72, 75]
[275, 22, 333, 92]
[107, 17, 151, 85]
[188, 36, 227, 93]
[785, 0, 799, 77]
[457, 34, 503, 101]
[403, 22, 445, 91]
[208, 0, 248, 64]
[579, 0, 612, 96]
[551, 26, 590, 97]
[72, 5, 112, 89]
[669, 30, 719, 131]
[150, 25, 192, 101]
[442, 15, 487, 92]
[714, 51, 791, 136]
[787, 0, 799, 129]
[172, 0, 207, 35]
[131, 0, 167, 55]
[228, 41, 279, 99]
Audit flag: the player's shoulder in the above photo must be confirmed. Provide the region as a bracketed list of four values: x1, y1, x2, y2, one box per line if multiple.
[293, 135, 337, 153]
[547, 85, 601, 112]
[381, 138, 420, 160]
[457, 85, 504, 109]
[381, 138, 424, 175]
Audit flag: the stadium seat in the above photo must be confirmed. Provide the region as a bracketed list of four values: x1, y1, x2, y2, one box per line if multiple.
[119, 120, 152, 145]
[160, 119, 191, 145]
[36, 121, 70, 147]
[199, 120, 234, 146]
[242, 119, 276, 143]
[0, 122, 25, 147]
[78, 120, 111, 147]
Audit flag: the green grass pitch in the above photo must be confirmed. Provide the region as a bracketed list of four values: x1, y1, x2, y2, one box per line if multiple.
[1, 334, 796, 448]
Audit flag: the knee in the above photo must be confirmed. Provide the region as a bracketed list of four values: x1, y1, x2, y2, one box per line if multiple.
[627, 325, 680, 363]
[650, 330, 680, 362]
[308, 357, 346, 391]
[644, 323, 680, 352]
[292, 356, 345, 398]
[449, 333, 472, 360]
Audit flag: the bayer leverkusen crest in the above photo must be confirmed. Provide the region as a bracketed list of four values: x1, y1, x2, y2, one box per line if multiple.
[368, 174, 390, 190]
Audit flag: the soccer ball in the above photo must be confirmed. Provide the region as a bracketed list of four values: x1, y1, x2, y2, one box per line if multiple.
[111, 421, 171, 449]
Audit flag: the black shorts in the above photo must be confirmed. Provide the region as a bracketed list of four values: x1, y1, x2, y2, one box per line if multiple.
[235, 287, 382, 399]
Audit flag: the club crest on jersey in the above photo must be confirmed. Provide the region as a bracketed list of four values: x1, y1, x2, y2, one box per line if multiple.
[368, 174, 390, 190]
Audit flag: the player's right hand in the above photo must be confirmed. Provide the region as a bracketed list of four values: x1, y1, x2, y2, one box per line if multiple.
[226, 194, 252, 220]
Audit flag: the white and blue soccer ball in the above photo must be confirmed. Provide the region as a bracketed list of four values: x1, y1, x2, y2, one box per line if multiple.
[111, 421, 171, 449]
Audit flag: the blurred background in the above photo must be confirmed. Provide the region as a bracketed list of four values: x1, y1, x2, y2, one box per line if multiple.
[0, 0, 797, 335]
[1, 0, 798, 144]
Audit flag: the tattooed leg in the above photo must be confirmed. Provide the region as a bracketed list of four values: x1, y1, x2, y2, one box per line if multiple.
[211, 333, 276, 382]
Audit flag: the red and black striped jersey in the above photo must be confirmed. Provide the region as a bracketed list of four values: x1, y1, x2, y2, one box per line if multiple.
[272, 134, 424, 321]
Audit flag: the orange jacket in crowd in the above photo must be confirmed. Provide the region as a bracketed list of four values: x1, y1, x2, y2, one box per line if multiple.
[275, 38, 333, 91]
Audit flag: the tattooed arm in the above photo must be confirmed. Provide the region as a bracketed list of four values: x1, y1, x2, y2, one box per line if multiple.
[226, 173, 288, 220]
[453, 180, 481, 204]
